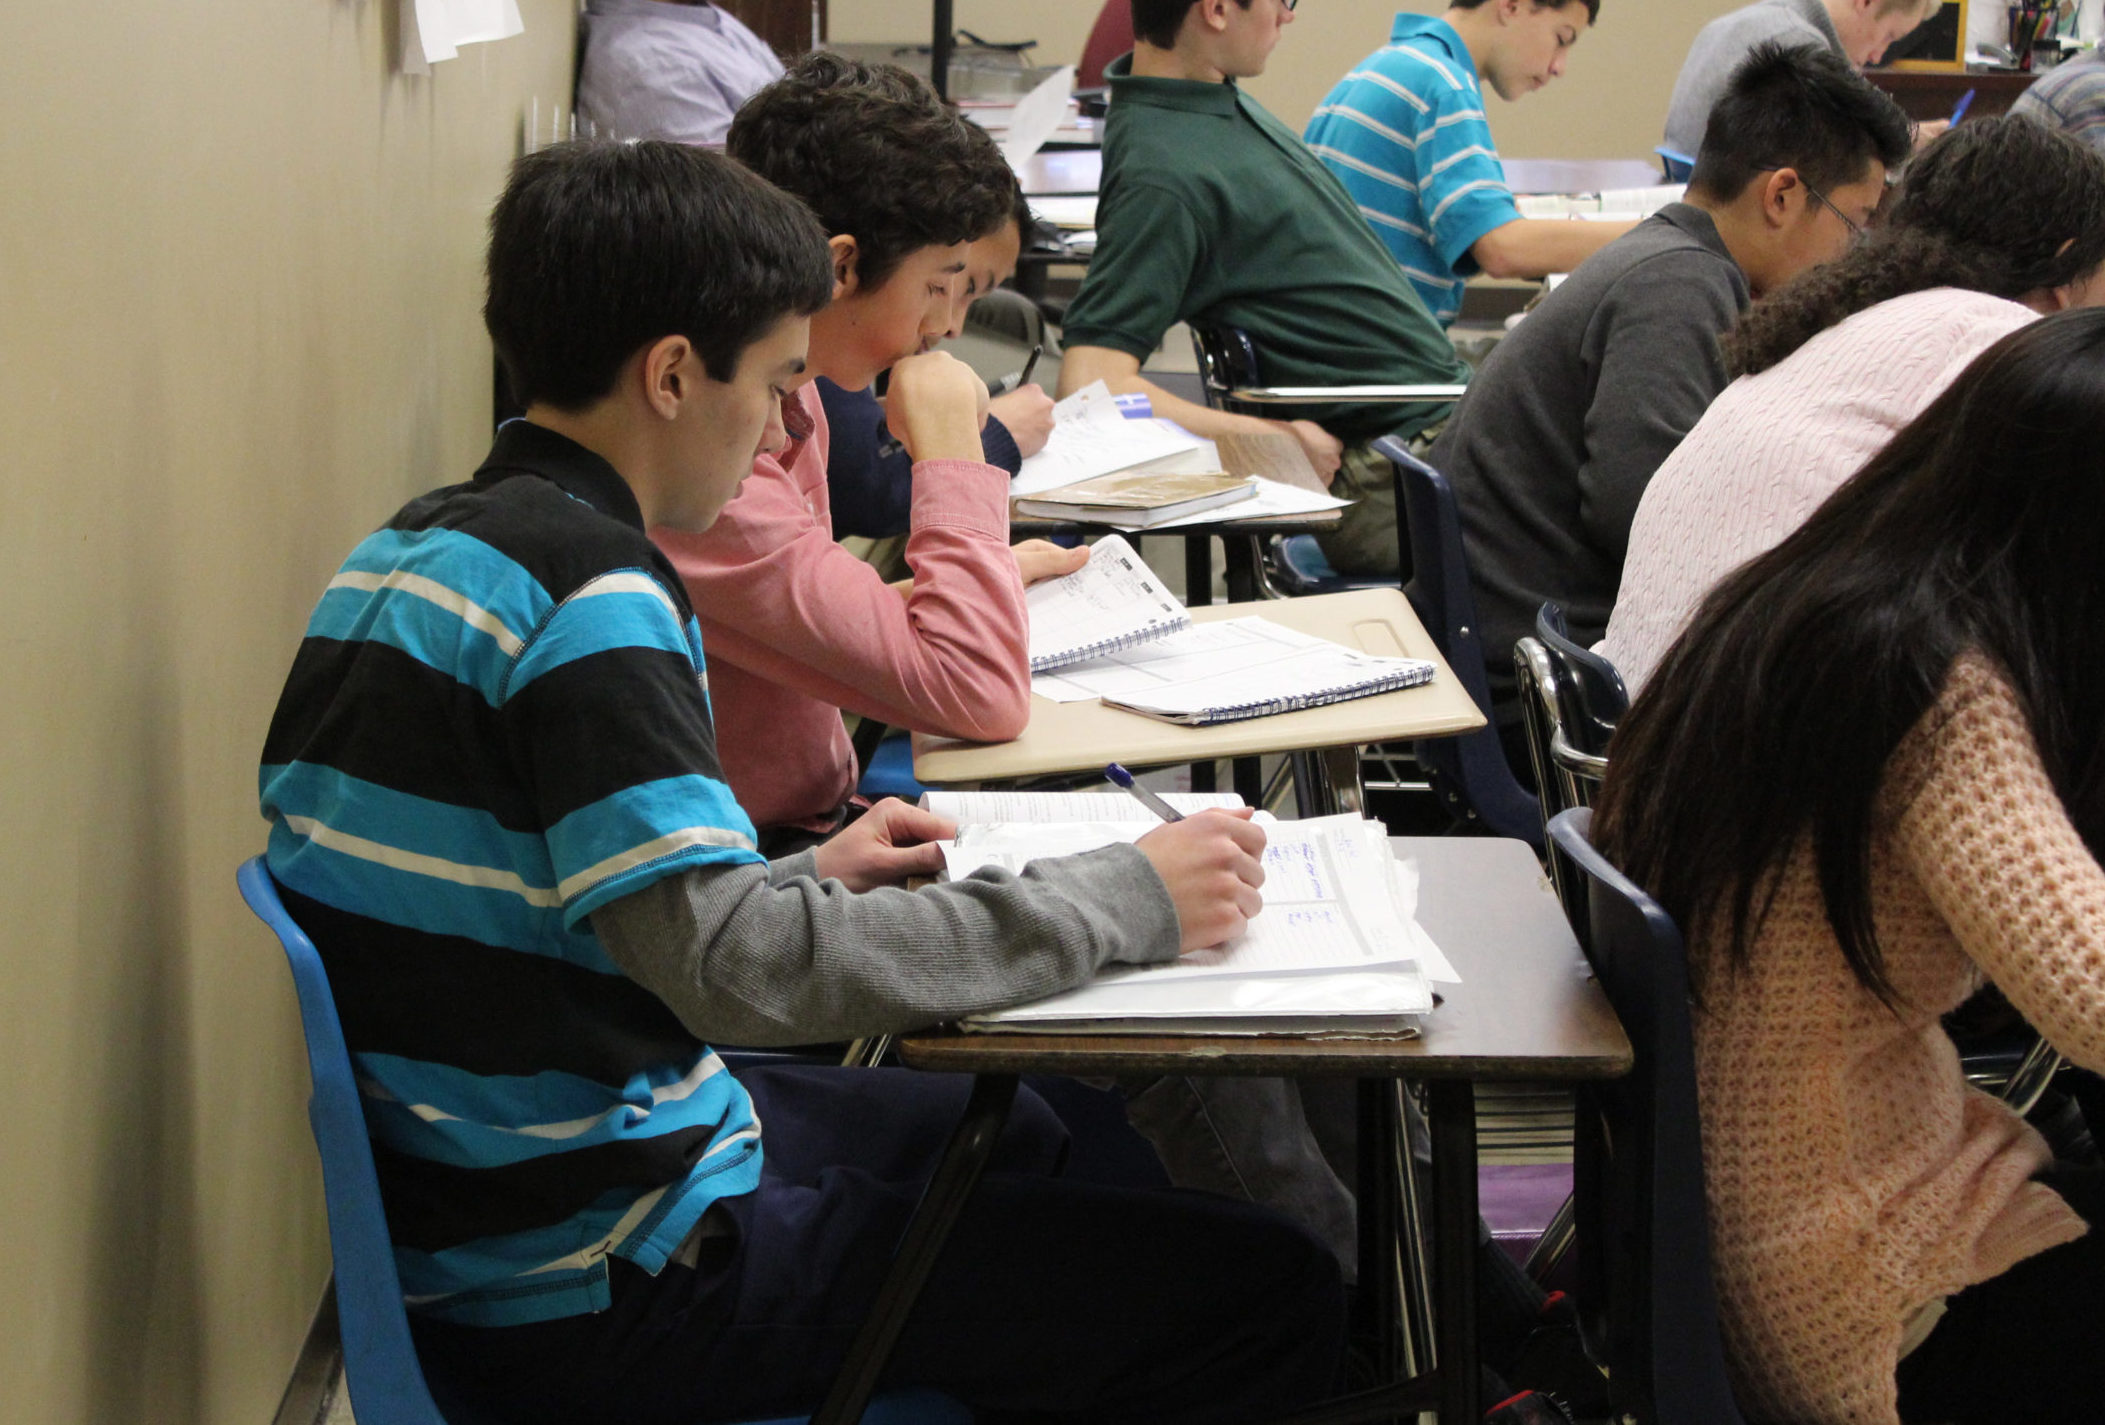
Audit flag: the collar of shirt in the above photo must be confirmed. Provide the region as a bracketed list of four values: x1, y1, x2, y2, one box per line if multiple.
[1782, 0, 1845, 53]
[1387, 11, 1481, 83]
[1103, 53, 1241, 118]
[585, 0, 726, 30]
[475, 419, 648, 532]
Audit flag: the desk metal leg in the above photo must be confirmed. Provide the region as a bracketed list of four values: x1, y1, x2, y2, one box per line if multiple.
[1292, 746, 1367, 820]
[1184, 533, 1215, 608]
[813, 1072, 1019, 1425]
[1428, 1080, 1481, 1424]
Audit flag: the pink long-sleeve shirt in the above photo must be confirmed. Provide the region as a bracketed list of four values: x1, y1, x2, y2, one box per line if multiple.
[653, 384, 1030, 831]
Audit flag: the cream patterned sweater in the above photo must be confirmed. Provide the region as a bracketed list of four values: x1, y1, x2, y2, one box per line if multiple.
[1695, 654, 2104, 1423]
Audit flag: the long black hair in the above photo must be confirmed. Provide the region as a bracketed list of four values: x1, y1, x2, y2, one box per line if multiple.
[1596, 309, 2105, 1005]
[1726, 115, 2105, 376]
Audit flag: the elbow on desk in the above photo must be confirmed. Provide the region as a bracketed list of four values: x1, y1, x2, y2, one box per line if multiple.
[956, 682, 1032, 744]
[1469, 232, 1534, 282]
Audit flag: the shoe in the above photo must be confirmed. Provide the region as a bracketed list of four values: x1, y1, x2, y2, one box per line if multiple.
[1504, 1291, 1611, 1419]
[1484, 1388, 1576, 1424]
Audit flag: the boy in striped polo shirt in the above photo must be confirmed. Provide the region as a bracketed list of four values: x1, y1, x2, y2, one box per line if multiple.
[258, 139, 1342, 1422]
[1306, 0, 1633, 327]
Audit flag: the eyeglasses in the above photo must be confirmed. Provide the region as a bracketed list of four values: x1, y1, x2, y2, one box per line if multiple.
[1803, 182, 1867, 243]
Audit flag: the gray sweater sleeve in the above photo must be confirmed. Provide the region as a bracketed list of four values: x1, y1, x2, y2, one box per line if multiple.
[591, 844, 1181, 1046]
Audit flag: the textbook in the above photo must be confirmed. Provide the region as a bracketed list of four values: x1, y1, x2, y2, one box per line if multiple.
[1011, 381, 1205, 497]
[1026, 535, 1192, 673]
[1013, 469, 1258, 528]
[953, 813, 1439, 1037]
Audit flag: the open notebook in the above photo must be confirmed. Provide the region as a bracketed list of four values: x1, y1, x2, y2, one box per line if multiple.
[1027, 541, 1437, 722]
[945, 808, 1441, 1036]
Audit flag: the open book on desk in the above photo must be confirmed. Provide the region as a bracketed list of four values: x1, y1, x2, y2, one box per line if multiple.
[955, 814, 1441, 1036]
[1011, 381, 1207, 497]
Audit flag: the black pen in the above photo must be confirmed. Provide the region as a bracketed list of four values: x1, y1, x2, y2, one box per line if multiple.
[1000, 343, 1045, 395]
[1106, 762, 1185, 822]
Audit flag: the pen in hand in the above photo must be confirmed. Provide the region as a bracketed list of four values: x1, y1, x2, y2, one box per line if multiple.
[999, 343, 1045, 395]
[1106, 762, 1185, 822]
[1950, 88, 1976, 125]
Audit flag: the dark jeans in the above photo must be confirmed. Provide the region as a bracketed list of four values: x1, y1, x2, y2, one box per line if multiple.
[1897, 1165, 2105, 1424]
[413, 1066, 1346, 1425]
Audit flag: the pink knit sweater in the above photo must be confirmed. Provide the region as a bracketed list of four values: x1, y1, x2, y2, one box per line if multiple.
[1599, 289, 2036, 694]
[1695, 653, 2102, 1423]
[653, 384, 1030, 831]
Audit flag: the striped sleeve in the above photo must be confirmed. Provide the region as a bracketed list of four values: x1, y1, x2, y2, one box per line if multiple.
[504, 570, 763, 926]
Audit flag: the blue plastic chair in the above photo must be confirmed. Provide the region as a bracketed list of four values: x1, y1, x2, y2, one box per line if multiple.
[237, 858, 969, 1425]
[1378, 437, 1543, 849]
[1655, 146, 1696, 183]
[1542, 813, 1749, 1425]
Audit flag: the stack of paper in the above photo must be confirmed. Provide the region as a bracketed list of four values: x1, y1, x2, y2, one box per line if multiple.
[943, 805, 1447, 1036]
[1014, 469, 1259, 527]
[1012, 382, 1207, 498]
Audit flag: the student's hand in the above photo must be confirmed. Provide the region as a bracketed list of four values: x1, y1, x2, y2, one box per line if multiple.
[813, 799, 955, 892]
[1914, 118, 1951, 152]
[1135, 809, 1268, 952]
[1012, 539, 1089, 586]
[1281, 420, 1344, 486]
[886, 351, 991, 466]
[987, 383, 1056, 458]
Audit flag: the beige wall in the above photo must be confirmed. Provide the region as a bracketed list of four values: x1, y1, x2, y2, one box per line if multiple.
[833, 0, 1749, 157]
[0, 3, 575, 1422]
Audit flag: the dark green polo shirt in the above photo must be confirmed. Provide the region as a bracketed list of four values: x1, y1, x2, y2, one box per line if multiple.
[1061, 56, 1468, 443]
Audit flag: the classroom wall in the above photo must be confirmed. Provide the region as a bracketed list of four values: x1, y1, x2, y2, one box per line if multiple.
[832, 0, 1750, 158]
[0, 4, 575, 1422]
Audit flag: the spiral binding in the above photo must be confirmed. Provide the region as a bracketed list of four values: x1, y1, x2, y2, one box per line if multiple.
[1121, 660, 1437, 725]
[1029, 613, 1194, 674]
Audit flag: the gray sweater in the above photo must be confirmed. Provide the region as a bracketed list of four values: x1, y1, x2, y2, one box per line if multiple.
[1663, 0, 1844, 156]
[1427, 204, 1748, 723]
[593, 844, 1181, 1046]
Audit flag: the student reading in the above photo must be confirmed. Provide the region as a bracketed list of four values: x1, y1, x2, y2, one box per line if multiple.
[1057, 0, 1470, 576]
[1428, 42, 1907, 754]
[1305, 0, 1636, 328]
[655, 55, 1084, 847]
[1664, 0, 1944, 159]
[1595, 309, 2105, 1425]
[255, 138, 1343, 1424]
[1603, 115, 2105, 693]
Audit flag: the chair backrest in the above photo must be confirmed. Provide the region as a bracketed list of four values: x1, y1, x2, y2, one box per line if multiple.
[1185, 321, 1263, 416]
[1514, 636, 1588, 924]
[1377, 436, 1542, 848]
[1534, 602, 1627, 760]
[1076, 0, 1134, 88]
[238, 857, 453, 1425]
[1543, 812, 1748, 1425]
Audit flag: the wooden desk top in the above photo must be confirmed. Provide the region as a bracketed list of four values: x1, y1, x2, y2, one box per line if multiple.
[1009, 429, 1340, 535]
[910, 587, 1488, 785]
[900, 836, 1632, 1081]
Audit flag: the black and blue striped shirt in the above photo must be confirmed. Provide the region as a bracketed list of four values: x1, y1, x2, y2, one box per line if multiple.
[260, 420, 766, 1326]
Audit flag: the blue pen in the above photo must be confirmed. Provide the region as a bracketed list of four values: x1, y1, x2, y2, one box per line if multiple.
[1105, 763, 1185, 823]
[1950, 88, 1977, 125]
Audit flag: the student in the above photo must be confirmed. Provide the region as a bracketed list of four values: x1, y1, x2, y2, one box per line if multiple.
[2011, 48, 2105, 156]
[1426, 43, 1907, 760]
[1663, 0, 1942, 158]
[258, 137, 1342, 1425]
[658, 55, 1084, 844]
[1602, 116, 2105, 694]
[1305, 0, 1636, 328]
[1057, 0, 1472, 576]
[575, 0, 783, 145]
[1593, 309, 2105, 1425]
[824, 190, 1057, 545]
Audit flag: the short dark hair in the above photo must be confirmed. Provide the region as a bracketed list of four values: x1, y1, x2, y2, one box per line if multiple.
[1690, 42, 1912, 202]
[727, 53, 1018, 292]
[484, 141, 832, 412]
[1132, 0, 1249, 50]
[1727, 115, 2105, 375]
[1449, 0, 1601, 23]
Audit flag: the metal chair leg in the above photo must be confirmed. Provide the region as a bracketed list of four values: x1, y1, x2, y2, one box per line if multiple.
[1522, 1192, 1577, 1286]
[812, 1073, 1020, 1425]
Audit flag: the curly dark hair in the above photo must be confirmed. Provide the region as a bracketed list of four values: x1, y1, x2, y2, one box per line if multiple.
[1727, 116, 2105, 376]
[727, 53, 1018, 293]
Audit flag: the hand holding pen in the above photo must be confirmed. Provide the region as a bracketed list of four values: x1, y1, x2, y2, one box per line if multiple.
[1108, 764, 1268, 951]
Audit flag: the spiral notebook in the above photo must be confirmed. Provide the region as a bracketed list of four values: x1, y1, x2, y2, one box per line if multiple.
[1031, 617, 1437, 726]
[1026, 534, 1192, 673]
